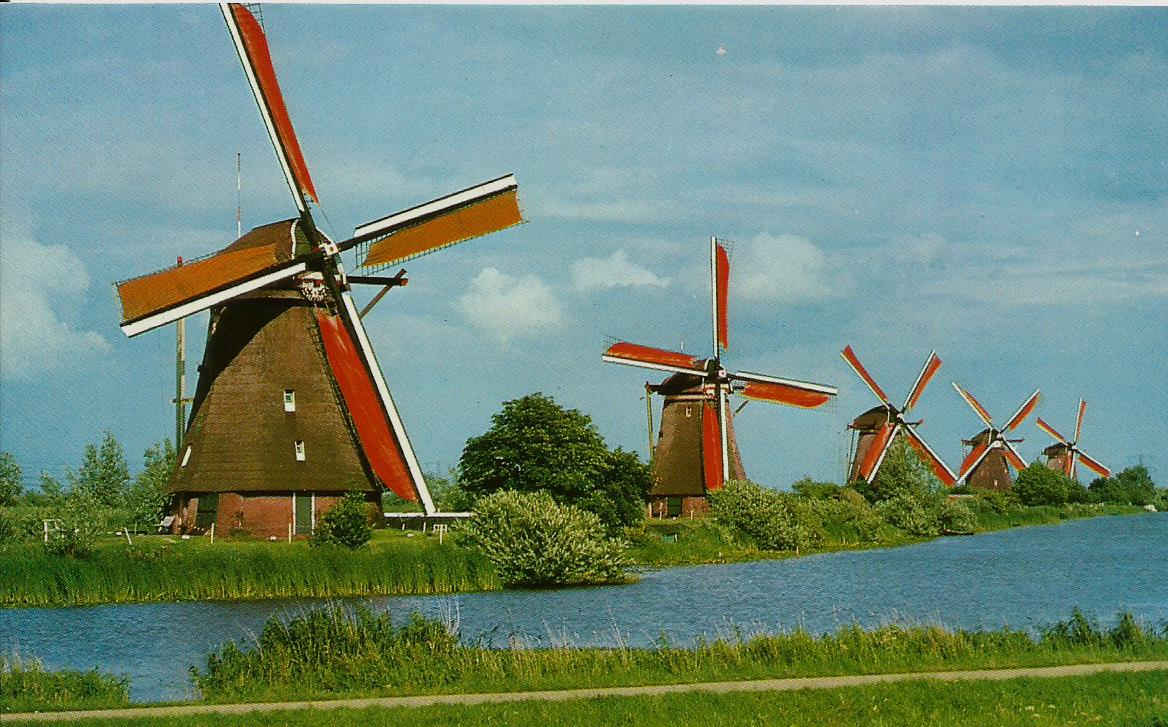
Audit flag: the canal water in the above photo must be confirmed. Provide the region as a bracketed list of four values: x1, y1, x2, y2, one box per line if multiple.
[2, 513, 1165, 703]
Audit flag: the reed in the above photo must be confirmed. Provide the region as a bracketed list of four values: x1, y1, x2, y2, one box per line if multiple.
[191, 605, 1168, 703]
[0, 654, 129, 712]
[0, 535, 499, 608]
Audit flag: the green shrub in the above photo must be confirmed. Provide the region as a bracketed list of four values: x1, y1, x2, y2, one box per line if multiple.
[310, 491, 373, 549]
[1, 654, 130, 712]
[456, 490, 630, 586]
[711, 480, 824, 552]
[876, 491, 942, 537]
[790, 477, 841, 500]
[974, 488, 1019, 514]
[1089, 466, 1158, 506]
[939, 498, 977, 534]
[0, 509, 17, 545]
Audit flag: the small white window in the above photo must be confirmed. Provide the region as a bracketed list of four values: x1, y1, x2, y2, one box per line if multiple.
[685, 406, 692, 418]
[294, 440, 306, 461]
[181, 446, 192, 467]
[283, 389, 296, 412]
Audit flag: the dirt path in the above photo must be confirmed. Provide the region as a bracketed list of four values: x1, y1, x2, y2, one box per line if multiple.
[5, 660, 1167, 723]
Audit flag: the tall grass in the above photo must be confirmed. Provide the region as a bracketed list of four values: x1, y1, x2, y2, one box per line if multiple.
[191, 605, 1168, 703]
[0, 536, 499, 608]
[0, 654, 129, 712]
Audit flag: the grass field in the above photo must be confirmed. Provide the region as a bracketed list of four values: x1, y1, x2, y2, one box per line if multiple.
[27, 670, 1168, 726]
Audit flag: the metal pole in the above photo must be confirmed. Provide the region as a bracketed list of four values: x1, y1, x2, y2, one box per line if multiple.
[174, 257, 187, 450]
[644, 383, 655, 461]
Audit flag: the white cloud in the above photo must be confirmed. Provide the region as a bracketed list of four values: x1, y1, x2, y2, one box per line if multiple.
[456, 267, 563, 341]
[733, 233, 845, 303]
[0, 223, 112, 381]
[572, 249, 669, 291]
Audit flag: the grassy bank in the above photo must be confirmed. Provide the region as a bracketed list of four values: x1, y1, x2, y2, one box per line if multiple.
[49, 670, 1168, 727]
[0, 504, 1147, 608]
[0, 656, 129, 713]
[627, 503, 1145, 567]
[186, 606, 1168, 704]
[4, 607, 1166, 717]
[0, 531, 498, 608]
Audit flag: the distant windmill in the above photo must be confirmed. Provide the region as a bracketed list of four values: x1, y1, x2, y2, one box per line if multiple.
[840, 346, 956, 486]
[1036, 400, 1111, 480]
[113, 4, 522, 536]
[603, 237, 837, 517]
[951, 384, 1041, 490]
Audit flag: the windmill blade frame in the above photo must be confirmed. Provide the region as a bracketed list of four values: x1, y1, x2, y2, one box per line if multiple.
[956, 441, 992, 483]
[858, 422, 898, 481]
[221, 3, 318, 213]
[351, 174, 522, 270]
[1003, 389, 1042, 432]
[903, 350, 941, 413]
[952, 381, 996, 429]
[710, 236, 729, 357]
[602, 342, 707, 376]
[731, 370, 837, 409]
[840, 345, 892, 406]
[1001, 440, 1028, 471]
[1076, 450, 1111, 479]
[1074, 399, 1088, 443]
[1036, 417, 1070, 445]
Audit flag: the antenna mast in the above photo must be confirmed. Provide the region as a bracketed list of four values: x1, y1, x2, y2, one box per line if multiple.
[172, 257, 189, 451]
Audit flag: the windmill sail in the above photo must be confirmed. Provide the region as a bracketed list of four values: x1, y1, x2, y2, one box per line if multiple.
[354, 175, 522, 270]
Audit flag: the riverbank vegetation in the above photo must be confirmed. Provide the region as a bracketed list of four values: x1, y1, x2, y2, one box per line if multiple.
[187, 606, 1168, 704]
[6, 606, 1166, 715]
[0, 532, 497, 608]
[0, 655, 129, 713]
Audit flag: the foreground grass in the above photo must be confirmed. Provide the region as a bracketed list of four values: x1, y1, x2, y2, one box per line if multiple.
[627, 503, 1144, 567]
[0, 657, 129, 713]
[0, 531, 498, 608]
[38, 671, 1168, 726]
[187, 606, 1168, 704]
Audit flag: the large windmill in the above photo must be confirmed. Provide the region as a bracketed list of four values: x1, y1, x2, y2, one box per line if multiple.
[603, 237, 838, 517]
[840, 346, 957, 487]
[951, 384, 1041, 490]
[1036, 400, 1111, 480]
[114, 4, 522, 537]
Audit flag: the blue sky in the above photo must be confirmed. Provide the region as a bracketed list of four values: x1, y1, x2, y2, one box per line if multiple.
[2, 6, 1165, 491]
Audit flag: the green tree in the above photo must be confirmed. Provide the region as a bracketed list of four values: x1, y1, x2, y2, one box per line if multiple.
[1013, 463, 1073, 506]
[37, 472, 66, 505]
[1089, 465, 1157, 506]
[69, 432, 130, 508]
[458, 393, 651, 530]
[123, 440, 175, 528]
[0, 452, 22, 506]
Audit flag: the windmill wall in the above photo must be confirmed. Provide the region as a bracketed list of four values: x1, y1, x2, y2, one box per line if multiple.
[847, 406, 892, 483]
[648, 382, 745, 518]
[1043, 443, 1071, 477]
[168, 292, 382, 537]
[966, 451, 1014, 491]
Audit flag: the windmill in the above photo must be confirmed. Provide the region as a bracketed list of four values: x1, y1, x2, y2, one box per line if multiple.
[840, 346, 957, 487]
[1036, 400, 1111, 480]
[603, 237, 837, 517]
[951, 384, 1041, 490]
[114, 4, 522, 537]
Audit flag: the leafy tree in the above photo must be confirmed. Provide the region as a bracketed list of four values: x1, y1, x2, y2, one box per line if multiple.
[36, 472, 66, 505]
[458, 393, 651, 530]
[1013, 463, 1073, 506]
[0, 452, 21, 506]
[123, 440, 175, 528]
[856, 436, 943, 503]
[1089, 465, 1157, 506]
[455, 490, 630, 586]
[69, 431, 130, 508]
[311, 491, 373, 549]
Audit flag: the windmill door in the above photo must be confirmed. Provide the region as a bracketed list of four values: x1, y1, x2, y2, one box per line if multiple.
[295, 493, 313, 535]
